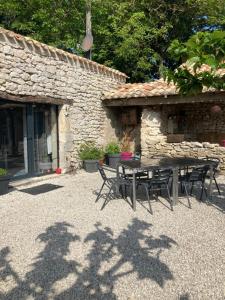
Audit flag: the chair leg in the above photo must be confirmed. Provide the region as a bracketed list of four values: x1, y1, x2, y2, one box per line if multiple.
[200, 184, 204, 201]
[120, 184, 129, 199]
[214, 175, 221, 195]
[190, 182, 194, 195]
[143, 184, 153, 214]
[124, 185, 127, 198]
[166, 184, 173, 211]
[170, 180, 173, 195]
[180, 182, 184, 194]
[96, 181, 105, 202]
[159, 185, 162, 197]
[101, 186, 112, 210]
[184, 182, 191, 209]
[199, 181, 207, 200]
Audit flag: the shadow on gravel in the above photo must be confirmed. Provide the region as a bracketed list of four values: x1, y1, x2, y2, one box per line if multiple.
[179, 292, 190, 299]
[0, 219, 177, 300]
[207, 183, 225, 213]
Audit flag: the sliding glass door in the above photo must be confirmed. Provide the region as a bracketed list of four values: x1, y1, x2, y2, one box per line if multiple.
[0, 101, 28, 177]
[33, 104, 53, 174]
[0, 99, 58, 179]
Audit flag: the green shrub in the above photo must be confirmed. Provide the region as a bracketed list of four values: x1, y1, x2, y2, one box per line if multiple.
[105, 141, 120, 154]
[0, 168, 7, 176]
[78, 143, 104, 160]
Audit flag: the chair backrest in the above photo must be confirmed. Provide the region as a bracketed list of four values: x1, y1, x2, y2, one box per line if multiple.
[206, 157, 220, 168]
[152, 168, 172, 184]
[97, 164, 127, 182]
[189, 165, 209, 182]
[97, 164, 108, 181]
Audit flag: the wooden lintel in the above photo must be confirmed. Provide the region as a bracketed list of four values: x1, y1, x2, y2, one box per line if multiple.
[0, 91, 73, 106]
[103, 92, 225, 107]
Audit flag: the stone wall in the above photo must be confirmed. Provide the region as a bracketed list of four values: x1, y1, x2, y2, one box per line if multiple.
[0, 27, 126, 171]
[141, 106, 225, 170]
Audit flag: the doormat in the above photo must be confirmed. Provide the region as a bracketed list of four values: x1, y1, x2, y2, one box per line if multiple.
[20, 184, 63, 195]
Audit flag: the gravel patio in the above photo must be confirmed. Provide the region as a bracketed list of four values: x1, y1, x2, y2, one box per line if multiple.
[0, 171, 225, 300]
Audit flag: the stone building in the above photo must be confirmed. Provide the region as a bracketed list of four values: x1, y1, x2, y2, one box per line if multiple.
[0, 27, 126, 179]
[1, 26, 225, 180]
[103, 78, 225, 170]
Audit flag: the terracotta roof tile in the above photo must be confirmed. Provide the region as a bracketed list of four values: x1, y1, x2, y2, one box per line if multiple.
[103, 65, 225, 101]
[102, 79, 177, 100]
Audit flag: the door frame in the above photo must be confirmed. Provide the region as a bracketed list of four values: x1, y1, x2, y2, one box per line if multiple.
[10, 102, 58, 181]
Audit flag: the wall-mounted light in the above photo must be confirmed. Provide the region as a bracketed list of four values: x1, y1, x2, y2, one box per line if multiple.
[64, 106, 69, 117]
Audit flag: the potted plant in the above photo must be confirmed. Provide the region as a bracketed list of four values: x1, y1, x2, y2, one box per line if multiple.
[78, 142, 104, 172]
[105, 141, 121, 168]
[120, 131, 133, 160]
[0, 168, 10, 195]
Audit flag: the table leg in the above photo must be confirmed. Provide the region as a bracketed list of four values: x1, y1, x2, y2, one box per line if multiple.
[172, 167, 179, 205]
[132, 171, 136, 211]
[208, 164, 213, 202]
[116, 164, 120, 196]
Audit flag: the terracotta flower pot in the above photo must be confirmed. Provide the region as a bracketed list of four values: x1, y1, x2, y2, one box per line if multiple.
[98, 159, 104, 166]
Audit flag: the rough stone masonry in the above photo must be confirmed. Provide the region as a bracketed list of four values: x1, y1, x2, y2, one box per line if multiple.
[0, 27, 127, 171]
[141, 105, 225, 170]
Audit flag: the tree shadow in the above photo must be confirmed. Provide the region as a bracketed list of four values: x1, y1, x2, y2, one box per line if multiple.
[56, 218, 177, 299]
[1, 222, 80, 300]
[1, 219, 177, 300]
[0, 246, 23, 299]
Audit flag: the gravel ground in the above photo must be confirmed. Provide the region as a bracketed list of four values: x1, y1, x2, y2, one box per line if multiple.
[0, 171, 225, 300]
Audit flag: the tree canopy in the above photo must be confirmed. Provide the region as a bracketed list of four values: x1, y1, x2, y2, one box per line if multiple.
[163, 30, 225, 95]
[0, 0, 224, 82]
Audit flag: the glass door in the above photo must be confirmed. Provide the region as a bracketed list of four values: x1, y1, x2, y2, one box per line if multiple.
[33, 104, 58, 174]
[0, 101, 28, 178]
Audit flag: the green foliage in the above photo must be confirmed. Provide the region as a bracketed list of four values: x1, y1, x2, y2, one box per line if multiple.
[163, 30, 225, 95]
[195, 0, 225, 30]
[0, 0, 86, 51]
[78, 142, 104, 160]
[1, 0, 224, 82]
[105, 141, 120, 155]
[0, 168, 7, 176]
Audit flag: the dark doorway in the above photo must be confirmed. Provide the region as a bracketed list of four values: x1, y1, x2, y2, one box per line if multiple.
[0, 102, 28, 177]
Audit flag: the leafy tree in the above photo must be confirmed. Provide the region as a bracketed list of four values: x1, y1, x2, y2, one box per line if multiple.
[163, 30, 225, 95]
[0, 0, 86, 52]
[91, 0, 208, 82]
[0, 0, 224, 82]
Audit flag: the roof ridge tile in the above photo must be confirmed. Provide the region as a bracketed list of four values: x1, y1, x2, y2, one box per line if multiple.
[0, 26, 127, 81]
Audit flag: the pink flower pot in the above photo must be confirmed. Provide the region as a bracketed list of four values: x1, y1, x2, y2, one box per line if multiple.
[120, 152, 133, 160]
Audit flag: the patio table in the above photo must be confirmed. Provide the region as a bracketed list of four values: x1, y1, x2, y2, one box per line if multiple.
[118, 157, 214, 211]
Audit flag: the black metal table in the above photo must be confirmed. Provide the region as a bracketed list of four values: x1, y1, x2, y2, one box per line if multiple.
[118, 157, 214, 211]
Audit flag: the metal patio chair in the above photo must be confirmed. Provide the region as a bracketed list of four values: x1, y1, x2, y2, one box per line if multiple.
[179, 165, 210, 208]
[96, 164, 132, 210]
[203, 157, 221, 195]
[97, 164, 153, 213]
[138, 168, 173, 213]
[121, 165, 154, 213]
